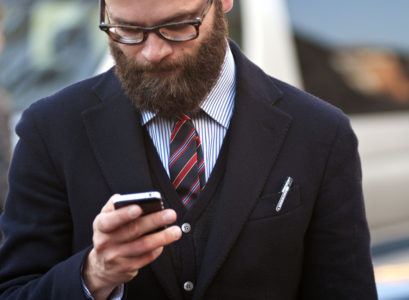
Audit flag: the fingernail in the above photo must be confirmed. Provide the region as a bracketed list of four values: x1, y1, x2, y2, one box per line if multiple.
[171, 226, 182, 239]
[162, 210, 175, 222]
[128, 206, 139, 218]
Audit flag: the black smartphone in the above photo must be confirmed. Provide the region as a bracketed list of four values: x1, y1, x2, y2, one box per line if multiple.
[113, 191, 164, 216]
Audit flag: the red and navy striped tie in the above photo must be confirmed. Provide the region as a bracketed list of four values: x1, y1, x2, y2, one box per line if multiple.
[169, 114, 205, 209]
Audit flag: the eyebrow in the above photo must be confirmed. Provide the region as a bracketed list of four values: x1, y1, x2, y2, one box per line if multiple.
[109, 3, 203, 26]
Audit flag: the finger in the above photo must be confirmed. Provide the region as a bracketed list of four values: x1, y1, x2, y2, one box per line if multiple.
[118, 209, 178, 243]
[95, 204, 143, 233]
[131, 247, 164, 270]
[95, 247, 165, 285]
[120, 247, 164, 276]
[117, 225, 182, 258]
[90, 226, 181, 285]
[101, 194, 120, 213]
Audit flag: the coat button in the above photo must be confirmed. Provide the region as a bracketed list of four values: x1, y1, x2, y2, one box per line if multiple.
[183, 281, 194, 292]
[181, 223, 191, 233]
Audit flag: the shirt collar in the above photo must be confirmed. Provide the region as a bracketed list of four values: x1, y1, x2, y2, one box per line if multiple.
[141, 44, 236, 128]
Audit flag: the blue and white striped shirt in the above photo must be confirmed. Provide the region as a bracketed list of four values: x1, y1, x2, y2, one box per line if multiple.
[141, 45, 236, 181]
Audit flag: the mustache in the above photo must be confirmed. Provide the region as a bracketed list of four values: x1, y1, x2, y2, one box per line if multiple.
[109, 40, 188, 73]
[127, 56, 190, 73]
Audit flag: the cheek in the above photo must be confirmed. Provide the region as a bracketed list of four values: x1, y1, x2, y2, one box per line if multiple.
[119, 44, 142, 58]
[175, 40, 201, 57]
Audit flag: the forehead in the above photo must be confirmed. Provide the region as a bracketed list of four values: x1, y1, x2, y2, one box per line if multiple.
[105, 0, 204, 25]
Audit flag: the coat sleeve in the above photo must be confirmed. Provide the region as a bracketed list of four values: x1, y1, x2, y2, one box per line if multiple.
[299, 115, 378, 299]
[0, 106, 90, 300]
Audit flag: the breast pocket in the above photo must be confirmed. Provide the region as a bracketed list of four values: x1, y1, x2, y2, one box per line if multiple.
[248, 184, 301, 220]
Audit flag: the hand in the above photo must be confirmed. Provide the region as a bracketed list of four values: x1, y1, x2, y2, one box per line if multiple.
[82, 195, 182, 300]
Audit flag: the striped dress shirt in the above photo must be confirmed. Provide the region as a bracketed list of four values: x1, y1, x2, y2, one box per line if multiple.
[141, 45, 236, 181]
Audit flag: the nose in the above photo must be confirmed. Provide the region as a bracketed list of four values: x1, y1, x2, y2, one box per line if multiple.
[140, 33, 173, 64]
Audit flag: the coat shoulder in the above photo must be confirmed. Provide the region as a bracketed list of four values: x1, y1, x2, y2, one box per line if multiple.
[263, 74, 351, 141]
[27, 68, 118, 116]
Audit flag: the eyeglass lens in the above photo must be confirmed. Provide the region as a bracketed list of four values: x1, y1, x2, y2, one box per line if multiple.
[108, 23, 198, 43]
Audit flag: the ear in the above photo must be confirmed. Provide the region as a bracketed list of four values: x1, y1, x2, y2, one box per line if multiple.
[220, 0, 234, 13]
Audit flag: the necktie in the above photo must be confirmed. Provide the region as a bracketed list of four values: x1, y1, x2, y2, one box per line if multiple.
[169, 114, 205, 209]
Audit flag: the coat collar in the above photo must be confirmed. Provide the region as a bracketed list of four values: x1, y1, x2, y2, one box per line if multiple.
[82, 71, 153, 194]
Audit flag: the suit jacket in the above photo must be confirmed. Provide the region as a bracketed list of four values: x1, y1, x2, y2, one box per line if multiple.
[0, 41, 377, 299]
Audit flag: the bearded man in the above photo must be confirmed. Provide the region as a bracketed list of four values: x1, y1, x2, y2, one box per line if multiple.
[0, 0, 377, 299]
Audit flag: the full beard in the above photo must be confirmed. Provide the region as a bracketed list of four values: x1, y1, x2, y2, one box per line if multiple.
[109, 2, 228, 118]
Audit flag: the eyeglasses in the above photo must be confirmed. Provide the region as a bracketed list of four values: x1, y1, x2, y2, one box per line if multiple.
[99, 0, 213, 45]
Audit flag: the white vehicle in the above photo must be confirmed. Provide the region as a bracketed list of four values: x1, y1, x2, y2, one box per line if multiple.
[234, 0, 409, 248]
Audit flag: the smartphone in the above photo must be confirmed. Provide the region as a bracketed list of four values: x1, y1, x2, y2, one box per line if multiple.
[113, 191, 164, 215]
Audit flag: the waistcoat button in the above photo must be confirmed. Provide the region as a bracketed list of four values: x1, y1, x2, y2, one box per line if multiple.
[181, 223, 192, 233]
[184, 281, 194, 292]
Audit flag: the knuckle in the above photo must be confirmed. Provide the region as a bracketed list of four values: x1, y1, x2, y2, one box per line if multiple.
[164, 226, 180, 243]
[119, 261, 138, 274]
[145, 211, 164, 229]
[152, 247, 164, 258]
[136, 236, 153, 252]
[136, 248, 162, 268]
[93, 235, 108, 252]
[104, 249, 120, 264]
[154, 211, 167, 226]
[92, 215, 101, 231]
[144, 251, 157, 262]
[121, 269, 139, 282]
[95, 214, 109, 232]
[125, 221, 141, 239]
[159, 231, 171, 245]
[101, 215, 114, 232]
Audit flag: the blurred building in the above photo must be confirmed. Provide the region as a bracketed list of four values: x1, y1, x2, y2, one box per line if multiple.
[0, 0, 106, 113]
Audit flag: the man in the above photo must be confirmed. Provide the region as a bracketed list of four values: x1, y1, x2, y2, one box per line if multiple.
[0, 0, 378, 299]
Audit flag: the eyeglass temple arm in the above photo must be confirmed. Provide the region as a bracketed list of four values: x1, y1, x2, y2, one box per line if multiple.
[201, 0, 213, 19]
[100, 0, 212, 25]
[100, 0, 106, 24]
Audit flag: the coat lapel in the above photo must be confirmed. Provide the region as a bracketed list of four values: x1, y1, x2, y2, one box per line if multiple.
[82, 70, 181, 299]
[82, 73, 153, 194]
[194, 43, 293, 299]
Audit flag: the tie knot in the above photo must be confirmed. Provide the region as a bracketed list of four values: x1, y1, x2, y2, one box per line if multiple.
[178, 114, 191, 121]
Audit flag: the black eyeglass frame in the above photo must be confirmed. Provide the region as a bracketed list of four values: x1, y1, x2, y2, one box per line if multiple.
[99, 0, 214, 45]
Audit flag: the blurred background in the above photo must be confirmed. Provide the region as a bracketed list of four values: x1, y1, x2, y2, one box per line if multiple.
[0, 0, 408, 298]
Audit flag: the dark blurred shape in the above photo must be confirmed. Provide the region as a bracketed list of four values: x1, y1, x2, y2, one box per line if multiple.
[0, 89, 10, 215]
[294, 34, 409, 114]
[226, 1, 242, 48]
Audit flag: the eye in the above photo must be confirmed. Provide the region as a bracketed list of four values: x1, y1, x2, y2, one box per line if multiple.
[112, 26, 143, 37]
[159, 22, 198, 41]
